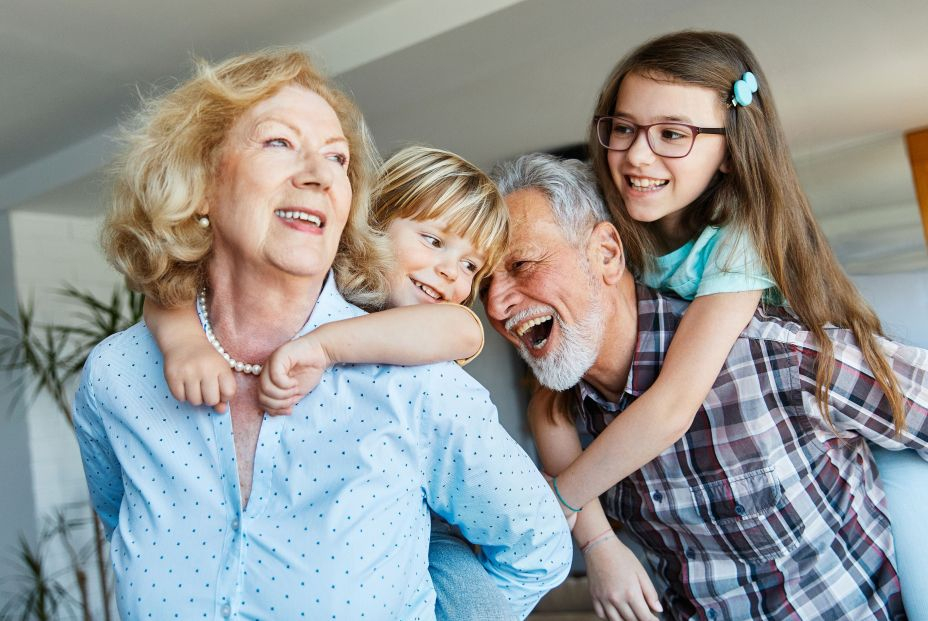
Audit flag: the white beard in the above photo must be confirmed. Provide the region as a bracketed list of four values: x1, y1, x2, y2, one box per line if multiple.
[511, 287, 605, 391]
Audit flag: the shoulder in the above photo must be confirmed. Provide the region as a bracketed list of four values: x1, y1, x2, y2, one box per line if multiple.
[80, 321, 162, 386]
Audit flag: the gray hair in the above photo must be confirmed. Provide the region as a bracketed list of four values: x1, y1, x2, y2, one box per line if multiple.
[491, 153, 610, 247]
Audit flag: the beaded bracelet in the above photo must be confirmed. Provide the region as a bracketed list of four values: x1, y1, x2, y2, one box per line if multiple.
[552, 476, 582, 513]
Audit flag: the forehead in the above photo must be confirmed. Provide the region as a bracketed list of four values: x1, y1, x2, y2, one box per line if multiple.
[614, 71, 725, 125]
[504, 189, 569, 254]
[234, 85, 345, 137]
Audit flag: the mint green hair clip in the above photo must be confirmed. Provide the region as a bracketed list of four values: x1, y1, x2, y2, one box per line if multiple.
[731, 71, 758, 107]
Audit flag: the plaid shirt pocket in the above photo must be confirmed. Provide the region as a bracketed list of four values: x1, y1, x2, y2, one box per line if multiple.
[689, 467, 805, 563]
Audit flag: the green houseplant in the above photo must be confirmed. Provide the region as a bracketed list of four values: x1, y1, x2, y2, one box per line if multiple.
[0, 285, 144, 621]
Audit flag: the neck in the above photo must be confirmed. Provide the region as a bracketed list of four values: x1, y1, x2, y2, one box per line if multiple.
[581, 273, 638, 402]
[206, 262, 325, 364]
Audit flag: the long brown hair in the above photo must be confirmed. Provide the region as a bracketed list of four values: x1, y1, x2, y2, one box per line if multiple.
[589, 30, 905, 432]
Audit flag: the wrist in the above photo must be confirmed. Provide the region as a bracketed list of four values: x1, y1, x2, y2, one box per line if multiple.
[552, 476, 582, 513]
[581, 529, 617, 556]
[308, 327, 338, 367]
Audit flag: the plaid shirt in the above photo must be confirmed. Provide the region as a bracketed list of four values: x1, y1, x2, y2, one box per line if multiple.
[573, 285, 928, 621]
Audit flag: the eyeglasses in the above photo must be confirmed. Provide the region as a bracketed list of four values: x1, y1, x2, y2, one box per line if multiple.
[594, 116, 725, 158]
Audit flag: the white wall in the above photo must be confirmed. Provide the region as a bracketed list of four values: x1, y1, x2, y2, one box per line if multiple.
[4, 208, 120, 613]
[795, 132, 927, 274]
[0, 210, 38, 589]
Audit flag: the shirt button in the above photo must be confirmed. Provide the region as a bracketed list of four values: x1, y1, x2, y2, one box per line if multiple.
[220, 603, 231, 617]
[651, 491, 663, 502]
[231, 517, 240, 530]
[685, 548, 696, 560]
[734, 503, 746, 516]
[707, 608, 717, 620]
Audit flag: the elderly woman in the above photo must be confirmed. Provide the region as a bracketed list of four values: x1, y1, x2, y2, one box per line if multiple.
[74, 49, 570, 619]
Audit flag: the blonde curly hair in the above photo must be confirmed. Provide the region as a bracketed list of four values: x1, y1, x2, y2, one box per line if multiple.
[103, 47, 391, 310]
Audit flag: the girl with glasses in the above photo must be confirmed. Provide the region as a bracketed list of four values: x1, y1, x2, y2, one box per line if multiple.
[533, 30, 924, 619]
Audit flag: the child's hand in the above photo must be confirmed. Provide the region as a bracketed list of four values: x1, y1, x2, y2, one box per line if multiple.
[258, 335, 331, 415]
[163, 343, 236, 414]
[585, 535, 663, 621]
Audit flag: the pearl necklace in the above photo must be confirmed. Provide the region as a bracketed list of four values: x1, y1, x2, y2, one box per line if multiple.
[197, 287, 263, 375]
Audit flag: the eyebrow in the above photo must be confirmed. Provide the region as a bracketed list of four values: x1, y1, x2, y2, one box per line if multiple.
[254, 118, 348, 146]
[611, 110, 696, 124]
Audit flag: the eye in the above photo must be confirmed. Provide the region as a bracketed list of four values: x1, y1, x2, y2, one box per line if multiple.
[462, 260, 479, 274]
[421, 234, 442, 248]
[264, 137, 291, 148]
[326, 152, 349, 167]
[612, 120, 636, 136]
[657, 125, 692, 142]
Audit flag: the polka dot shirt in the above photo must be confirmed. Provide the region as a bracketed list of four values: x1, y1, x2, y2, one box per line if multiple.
[73, 274, 571, 620]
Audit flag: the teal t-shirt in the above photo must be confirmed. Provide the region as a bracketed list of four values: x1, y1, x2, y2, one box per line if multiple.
[641, 225, 778, 302]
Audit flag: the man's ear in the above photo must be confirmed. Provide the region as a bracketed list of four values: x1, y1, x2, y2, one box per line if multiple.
[587, 221, 625, 284]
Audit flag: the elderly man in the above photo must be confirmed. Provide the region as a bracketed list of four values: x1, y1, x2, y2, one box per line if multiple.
[483, 153, 928, 620]
[73, 52, 570, 620]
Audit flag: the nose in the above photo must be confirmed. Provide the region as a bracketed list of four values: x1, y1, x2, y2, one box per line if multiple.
[483, 270, 519, 323]
[293, 151, 333, 190]
[625, 127, 656, 167]
[436, 255, 459, 282]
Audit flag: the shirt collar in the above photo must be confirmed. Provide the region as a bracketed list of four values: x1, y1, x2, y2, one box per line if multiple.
[575, 283, 684, 410]
[294, 271, 366, 338]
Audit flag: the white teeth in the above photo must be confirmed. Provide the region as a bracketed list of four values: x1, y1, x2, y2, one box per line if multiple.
[274, 209, 321, 226]
[628, 177, 668, 189]
[515, 315, 552, 337]
[415, 281, 442, 300]
[531, 338, 548, 350]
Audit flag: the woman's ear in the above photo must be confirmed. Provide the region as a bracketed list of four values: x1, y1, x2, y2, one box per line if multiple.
[587, 221, 625, 284]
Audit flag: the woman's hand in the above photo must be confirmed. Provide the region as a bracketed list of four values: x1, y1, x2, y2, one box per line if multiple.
[164, 341, 236, 414]
[585, 534, 663, 621]
[258, 335, 331, 415]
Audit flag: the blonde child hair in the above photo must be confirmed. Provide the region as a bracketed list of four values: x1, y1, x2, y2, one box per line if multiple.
[588, 30, 904, 431]
[371, 146, 509, 306]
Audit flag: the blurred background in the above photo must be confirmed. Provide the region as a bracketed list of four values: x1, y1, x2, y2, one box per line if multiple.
[1, 0, 926, 617]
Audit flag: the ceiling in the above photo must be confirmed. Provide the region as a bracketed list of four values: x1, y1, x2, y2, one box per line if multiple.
[3, 0, 928, 215]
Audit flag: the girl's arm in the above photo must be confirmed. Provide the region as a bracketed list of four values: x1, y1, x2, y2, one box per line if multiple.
[552, 289, 762, 511]
[143, 298, 236, 413]
[258, 303, 483, 413]
[528, 389, 662, 620]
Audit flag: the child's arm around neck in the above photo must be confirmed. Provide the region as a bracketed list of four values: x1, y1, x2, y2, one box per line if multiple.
[550, 289, 762, 511]
[258, 303, 483, 414]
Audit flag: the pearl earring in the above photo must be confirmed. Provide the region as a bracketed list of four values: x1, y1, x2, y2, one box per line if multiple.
[198, 216, 210, 229]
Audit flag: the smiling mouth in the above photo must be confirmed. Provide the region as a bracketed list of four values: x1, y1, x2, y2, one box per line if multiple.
[274, 209, 323, 227]
[514, 315, 553, 350]
[412, 279, 445, 302]
[626, 176, 669, 191]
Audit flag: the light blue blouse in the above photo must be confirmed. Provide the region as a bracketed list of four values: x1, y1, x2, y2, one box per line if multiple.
[640, 225, 777, 301]
[73, 274, 571, 620]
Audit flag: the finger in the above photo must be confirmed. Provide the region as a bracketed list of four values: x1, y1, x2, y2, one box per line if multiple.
[592, 600, 607, 621]
[638, 573, 663, 615]
[268, 359, 298, 391]
[259, 368, 299, 401]
[615, 601, 636, 621]
[218, 370, 237, 404]
[627, 594, 659, 621]
[200, 379, 221, 407]
[184, 379, 203, 406]
[167, 377, 186, 403]
[601, 601, 624, 621]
